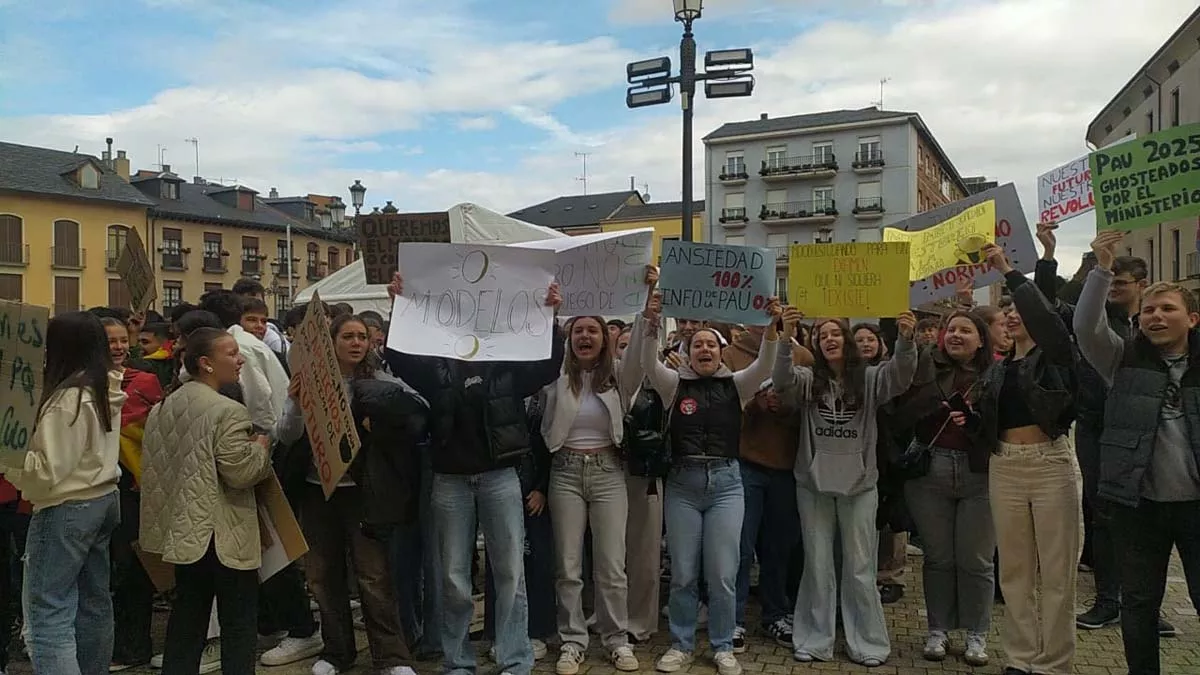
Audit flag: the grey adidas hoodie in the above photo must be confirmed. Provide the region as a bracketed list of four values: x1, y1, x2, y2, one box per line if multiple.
[773, 336, 917, 497]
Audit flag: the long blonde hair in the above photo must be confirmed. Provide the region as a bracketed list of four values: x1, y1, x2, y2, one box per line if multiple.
[564, 316, 615, 396]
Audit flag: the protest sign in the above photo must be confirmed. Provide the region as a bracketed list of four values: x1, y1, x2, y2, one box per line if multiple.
[1038, 156, 1094, 223]
[357, 211, 452, 284]
[256, 472, 308, 582]
[1091, 123, 1200, 232]
[0, 301, 48, 464]
[291, 291, 361, 498]
[788, 242, 910, 317]
[887, 183, 1036, 306]
[388, 243, 557, 361]
[658, 240, 775, 325]
[116, 228, 157, 313]
[884, 201, 995, 280]
[512, 229, 653, 316]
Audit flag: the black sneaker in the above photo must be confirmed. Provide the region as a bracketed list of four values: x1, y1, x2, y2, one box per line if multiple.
[732, 626, 747, 653]
[1076, 600, 1120, 629]
[879, 583, 904, 604]
[1159, 615, 1178, 637]
[764, 618, 793, 647]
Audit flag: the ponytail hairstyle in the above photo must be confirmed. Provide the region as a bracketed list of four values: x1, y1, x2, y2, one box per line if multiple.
[181, 328, 229, 377]
[38, 311, 114, 433]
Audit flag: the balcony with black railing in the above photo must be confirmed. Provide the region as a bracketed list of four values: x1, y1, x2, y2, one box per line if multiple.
[718, 207, 749, 226]
[307, 262, 328, 281]
[50, 246, 85, 269]
[160, 248, 188, 271]
[241, 256, 263, 277]
[718, 164, 749, 184]
[852, 197, 885, 219]
[272, 258, 301, 279]
[852, 149, 885, 172]
[760, 154, 838, 181]
[202, 253, 228, 274]
[0, 243, 29, 266]
[759, 199, 838, 224]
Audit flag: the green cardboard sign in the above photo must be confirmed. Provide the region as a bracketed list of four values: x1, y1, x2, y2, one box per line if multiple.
[1090, 122, 1200, 231]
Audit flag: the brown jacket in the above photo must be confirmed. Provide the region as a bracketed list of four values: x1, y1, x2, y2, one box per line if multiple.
[722, 332, 814, 471]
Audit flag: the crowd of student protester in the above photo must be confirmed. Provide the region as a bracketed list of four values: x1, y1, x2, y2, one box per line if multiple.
[1, 222, 1197, 675]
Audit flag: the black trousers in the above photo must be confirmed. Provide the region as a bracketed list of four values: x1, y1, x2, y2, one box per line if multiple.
[1111, 499, 1200, 675]
[111, 487, 155, 664]
[258, 561, 317, 638]
[162, 544, 259, 675]
[1078, 423, 1121, 605]
[0, 506, 29, 672]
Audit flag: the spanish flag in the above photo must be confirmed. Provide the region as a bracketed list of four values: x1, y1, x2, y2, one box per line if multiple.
[120, 368, 164, 486]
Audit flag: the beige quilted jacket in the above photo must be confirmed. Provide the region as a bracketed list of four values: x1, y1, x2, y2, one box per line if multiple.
[140, 381, 274, 570]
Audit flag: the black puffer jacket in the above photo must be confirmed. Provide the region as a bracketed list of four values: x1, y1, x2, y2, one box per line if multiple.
[384, 325, 564, 475]
[349, 378, 429, 538]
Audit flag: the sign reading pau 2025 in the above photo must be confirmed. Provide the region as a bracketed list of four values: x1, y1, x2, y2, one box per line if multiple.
[1091, 122, 1200, 232]
[657, 240, 777, 326]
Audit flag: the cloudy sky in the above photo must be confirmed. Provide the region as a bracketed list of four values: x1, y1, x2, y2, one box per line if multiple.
[0, 0, 1195, 270]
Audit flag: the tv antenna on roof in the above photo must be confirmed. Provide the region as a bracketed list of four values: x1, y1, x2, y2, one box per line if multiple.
[156, 144, 168, 170]
[185, 137, 199, 177]
[575, 152, 591, 195]
[873, 77, 891, 108]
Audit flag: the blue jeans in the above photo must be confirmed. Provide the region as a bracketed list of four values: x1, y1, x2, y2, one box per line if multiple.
[664, 460, 744, 653]
[23, 491, 120, 675]
[735, 461, 799, 628]
[433, 468, 532, 675]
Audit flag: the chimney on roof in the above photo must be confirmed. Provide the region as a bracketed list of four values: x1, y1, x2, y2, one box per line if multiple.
[269, 187, 279, 198]
[102, 137, 113, 166]
[760, 113, 768, 120]
[161, 163, 171, 174]
[113, 150, 130, 182]
[193, 176, 204, 185]
[630, 176, 635, 190]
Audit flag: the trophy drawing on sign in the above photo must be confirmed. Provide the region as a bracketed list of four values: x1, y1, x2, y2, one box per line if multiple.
[956, 234, 989, 265]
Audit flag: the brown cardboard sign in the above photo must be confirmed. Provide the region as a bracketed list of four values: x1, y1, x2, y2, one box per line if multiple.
[255, 472, 308, 581]
[290, 291, 361, 498]
[357, 211, 451, 284]
[0, 300, 48, 464]
[116, 228, 157, 313]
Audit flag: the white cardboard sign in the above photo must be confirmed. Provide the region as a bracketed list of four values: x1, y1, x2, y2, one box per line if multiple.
[511, 229, 653, 316]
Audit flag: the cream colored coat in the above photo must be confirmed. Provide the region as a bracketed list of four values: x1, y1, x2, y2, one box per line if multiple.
[139, 381, 273, 570]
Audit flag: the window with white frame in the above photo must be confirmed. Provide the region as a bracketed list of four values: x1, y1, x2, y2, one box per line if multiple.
[940, 178, 951, 199]
[812, 141, 833, 164]
[857, 227, 881, 243]
[766, 189, 787, 208]
[857, 135, 881, 162]
[765, 145, 787, 170]
[857, 181, 882, 210]
[79, 164, 100, 189]
[722, 192, 746, 220]
[766, 232, 788, 257]
[812, 186, 834, 210]
[724, 151, 745, 176]
[724, 235, 745, 246]
[775, 276, 788, 303]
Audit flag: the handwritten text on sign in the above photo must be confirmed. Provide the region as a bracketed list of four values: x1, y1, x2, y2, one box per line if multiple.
[884, 201, 995, 280]
[1091, 123, 1200, 232]
[292, 291, 361, 498]
[388, 243, 557, 362]
[787, 242, 910, 318]
[658, 240, 776, 325]
[892, 184, 1036, 306]
[512, 229, 653, 316]
[357, 212, 452, 285]
[1038, 156, 1094, 223]
[0, 301, 48, 457]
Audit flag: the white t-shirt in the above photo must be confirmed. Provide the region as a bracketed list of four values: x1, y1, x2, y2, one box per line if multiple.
[563, 375, 613, 450]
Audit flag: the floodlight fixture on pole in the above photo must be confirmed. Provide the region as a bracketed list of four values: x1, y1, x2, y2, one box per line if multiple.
[623, 0, 752, 242]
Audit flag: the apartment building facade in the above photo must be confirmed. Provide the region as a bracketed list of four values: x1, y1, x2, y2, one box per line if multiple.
[702, 107, 969, 298]
[1086, 6, 1200, 293]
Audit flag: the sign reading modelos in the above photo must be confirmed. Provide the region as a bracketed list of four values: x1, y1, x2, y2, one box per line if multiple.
[356, 212, 451, 285]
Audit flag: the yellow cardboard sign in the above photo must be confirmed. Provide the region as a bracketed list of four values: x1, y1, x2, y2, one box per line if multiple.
[787, 242, 911, 318]
[883, 200, 996, 280]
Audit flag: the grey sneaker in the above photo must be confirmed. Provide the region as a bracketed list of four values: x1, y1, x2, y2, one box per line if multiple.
[713, 651, 742, 675]
[555, 644, 585, 675]
[964, 632, 988, 666]
[922, 631, 948, 661]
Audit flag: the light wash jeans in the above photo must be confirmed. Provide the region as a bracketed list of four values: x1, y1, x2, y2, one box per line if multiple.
[793, 486, 890, 664]
[664, 460, 744, 654]
[23, 490, 120, 675]
[432, 468, 532, 675]
[549, 449, 630, 651]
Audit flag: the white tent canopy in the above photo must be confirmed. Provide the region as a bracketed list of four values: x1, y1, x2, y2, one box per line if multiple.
[293, 202, 568, 315]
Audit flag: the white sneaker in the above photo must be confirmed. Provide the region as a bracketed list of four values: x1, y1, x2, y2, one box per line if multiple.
[532, 638, 548, 660]
[922, 631, 948, 661]
[261, 634, 325, 666]
[378, 668, 416, 675]
[713, 651, 742, 675]
[612, 645, 639, 672]
[312, 659, 340, 675]
[149, 654, 163, 669]
[349, 598, 362, 610]
[556, 644, 585, 675]
[198, 641, 221, 674]
[655, 648, 693, 673]
[964, 632, 988, 666]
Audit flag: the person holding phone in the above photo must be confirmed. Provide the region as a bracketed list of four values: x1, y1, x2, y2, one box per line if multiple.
[888, 310, 996, 665]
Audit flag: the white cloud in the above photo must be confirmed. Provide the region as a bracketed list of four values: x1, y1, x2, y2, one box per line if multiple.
[457, 116, 497, 131]
[3, 0, 1196, 275]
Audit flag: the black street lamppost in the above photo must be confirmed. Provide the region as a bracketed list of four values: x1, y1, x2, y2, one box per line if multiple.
[349, 179, 366, 220]
[625, 0, 754, 242]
